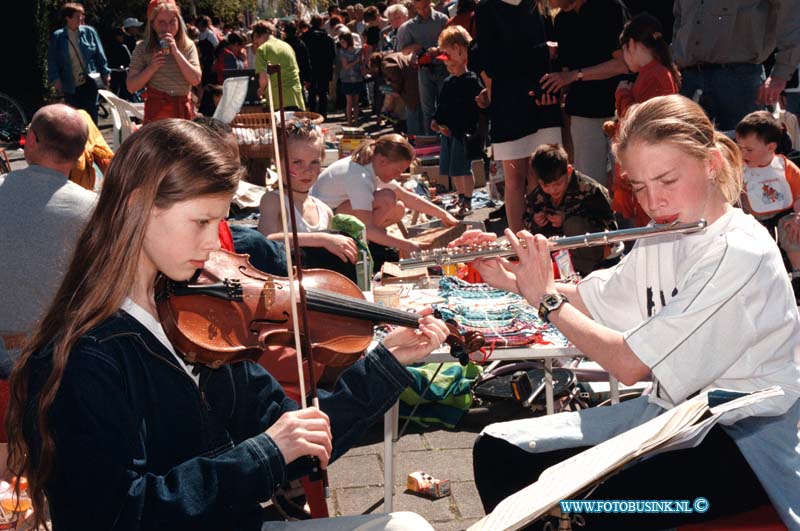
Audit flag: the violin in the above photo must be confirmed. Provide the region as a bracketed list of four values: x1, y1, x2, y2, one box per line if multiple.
[156, 249, 485, 369]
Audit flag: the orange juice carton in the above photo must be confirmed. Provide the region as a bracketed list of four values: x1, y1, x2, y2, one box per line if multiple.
[406, 471, 451, 499]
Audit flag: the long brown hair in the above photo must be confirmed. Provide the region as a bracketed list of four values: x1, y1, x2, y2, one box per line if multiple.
[5, 119, 244, 529]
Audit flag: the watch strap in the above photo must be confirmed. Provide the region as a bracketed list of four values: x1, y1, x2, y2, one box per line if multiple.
[538, 293, 568, 323]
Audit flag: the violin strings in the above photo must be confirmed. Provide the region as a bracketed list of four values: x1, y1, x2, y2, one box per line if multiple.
[306, 288, 416, 323]
[240, 287, 418, 325]
[305, 288, 420, 326]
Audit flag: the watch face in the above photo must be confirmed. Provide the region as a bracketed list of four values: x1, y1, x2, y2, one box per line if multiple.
[539, 293, 567, 323]
[542, 294, 562, 310]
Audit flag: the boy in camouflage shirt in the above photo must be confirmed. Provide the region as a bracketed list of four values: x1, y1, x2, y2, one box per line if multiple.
[523, 144, 616, 276]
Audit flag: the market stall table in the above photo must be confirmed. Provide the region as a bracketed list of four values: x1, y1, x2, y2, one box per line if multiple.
[364, 285, 621, 512]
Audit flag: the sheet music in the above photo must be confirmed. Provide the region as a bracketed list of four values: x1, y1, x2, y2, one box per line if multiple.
[472, 387, 783, 531]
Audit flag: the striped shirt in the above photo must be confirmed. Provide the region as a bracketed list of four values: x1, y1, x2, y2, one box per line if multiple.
[130, 41, 200, 95]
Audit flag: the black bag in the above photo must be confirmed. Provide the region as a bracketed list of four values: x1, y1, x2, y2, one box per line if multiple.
[87, 72, 105, 89]
[464, 131, 485, 160]
[67, 37, 104, 90]
[464, 111, 489, 160]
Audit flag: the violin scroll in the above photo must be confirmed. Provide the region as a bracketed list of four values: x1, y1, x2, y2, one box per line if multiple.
[436, 311, 485, 366]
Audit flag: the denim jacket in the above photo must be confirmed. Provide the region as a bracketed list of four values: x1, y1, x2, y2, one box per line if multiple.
[48, 25, 111, 94]
[24, 311, 413, 530]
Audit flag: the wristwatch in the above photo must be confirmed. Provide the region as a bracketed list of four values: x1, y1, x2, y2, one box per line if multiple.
[538, 293, 569, 323]
[576, 69, 583, 81]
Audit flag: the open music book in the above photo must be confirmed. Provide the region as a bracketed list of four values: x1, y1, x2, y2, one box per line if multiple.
[469, 386, 784, 531]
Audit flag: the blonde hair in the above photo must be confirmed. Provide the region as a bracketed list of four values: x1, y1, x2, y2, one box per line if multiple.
[614, 95, 743, 204]
[142, 1, 194, 54]
[351, 133, 416, 166]
[438, 24, 472, 49]
[279, 118, 325, 154]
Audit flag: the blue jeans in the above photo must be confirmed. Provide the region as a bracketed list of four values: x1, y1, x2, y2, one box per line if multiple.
[229, 224, 287, 276]
[405, 105, 425, 136]
[417, 67, 447, 135]
[784, 92, 800, 115]
[680, 63, 765, 131]
[64, 81, 100, 124]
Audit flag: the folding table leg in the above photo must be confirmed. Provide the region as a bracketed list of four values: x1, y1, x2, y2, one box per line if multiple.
[383, 402, 399, 512]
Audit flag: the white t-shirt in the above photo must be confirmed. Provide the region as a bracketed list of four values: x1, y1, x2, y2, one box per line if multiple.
[310, 156, 397, 211]
[121, 298, 200, 385]
[578, 208, 800, 423]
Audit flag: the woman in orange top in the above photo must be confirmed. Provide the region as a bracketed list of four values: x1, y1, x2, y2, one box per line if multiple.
[610, 14, 680, 227]
[127, 0, 201, 123]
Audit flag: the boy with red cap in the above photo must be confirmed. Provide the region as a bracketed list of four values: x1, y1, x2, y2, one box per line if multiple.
[430, 25, 484, 217]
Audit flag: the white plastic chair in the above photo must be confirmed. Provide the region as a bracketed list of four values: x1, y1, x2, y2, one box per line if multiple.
[212, 76, 250, 124]
[98, 89, 144, 150]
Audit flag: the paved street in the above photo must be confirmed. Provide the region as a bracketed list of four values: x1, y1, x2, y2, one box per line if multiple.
[327, 402, 538, 530]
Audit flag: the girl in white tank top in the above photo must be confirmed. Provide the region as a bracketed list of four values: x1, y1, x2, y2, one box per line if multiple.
[258, 120, 359, 264]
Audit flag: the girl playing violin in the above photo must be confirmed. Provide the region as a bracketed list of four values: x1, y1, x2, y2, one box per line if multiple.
[463, 95, 800, 528]
[5, 119, 447, 531]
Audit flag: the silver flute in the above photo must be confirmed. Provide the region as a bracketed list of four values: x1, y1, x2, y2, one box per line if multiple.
[397, 220, 708, 270]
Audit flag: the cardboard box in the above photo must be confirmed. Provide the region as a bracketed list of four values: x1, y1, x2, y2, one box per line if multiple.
[415, 160, 486, 191]
[406, 219, 485, 237]
[322, 149, 339, 167]
[398, 223, 467, 259]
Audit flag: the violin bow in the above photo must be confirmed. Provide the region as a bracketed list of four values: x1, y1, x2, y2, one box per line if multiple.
[264, 63, 331, 502]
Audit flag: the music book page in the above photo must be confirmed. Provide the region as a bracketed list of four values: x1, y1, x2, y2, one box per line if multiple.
[470, 386, 783, 531]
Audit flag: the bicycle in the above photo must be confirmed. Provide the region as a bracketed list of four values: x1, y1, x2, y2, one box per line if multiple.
[0, 92, 28, 147]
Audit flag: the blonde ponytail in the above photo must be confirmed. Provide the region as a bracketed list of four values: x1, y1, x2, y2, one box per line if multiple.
[350, 133, 415, 166]
[712, 131, 743, 204]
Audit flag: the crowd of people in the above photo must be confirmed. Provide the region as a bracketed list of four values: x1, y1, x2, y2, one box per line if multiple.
[48, 0, 800, 227]
[1, 0, 799, 529]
